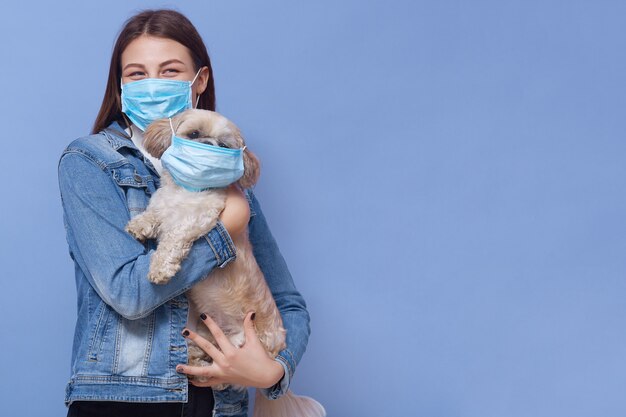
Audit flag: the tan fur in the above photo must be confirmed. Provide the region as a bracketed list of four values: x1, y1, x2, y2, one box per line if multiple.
[186, 230, 287, 390]
[143, 117, 172, 158]
[125, 109, 323, 415]
[253, 390, 326, 417]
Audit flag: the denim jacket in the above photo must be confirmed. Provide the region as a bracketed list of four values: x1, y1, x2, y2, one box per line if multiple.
[58, 121, 311, 416]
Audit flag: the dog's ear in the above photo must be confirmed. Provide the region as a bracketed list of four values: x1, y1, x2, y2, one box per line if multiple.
[239, 148, 260, 189]
[143, 118, 173, 158]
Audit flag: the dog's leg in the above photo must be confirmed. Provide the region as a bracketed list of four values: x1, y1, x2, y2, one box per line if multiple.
[125, 210, 161, 241]
[148, 197, 224, 283]
[148, 235, 192, 283]
[148, 218, 219, 283]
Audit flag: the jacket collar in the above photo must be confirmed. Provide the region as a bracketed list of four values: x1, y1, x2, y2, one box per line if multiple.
[103, 120, 161, 178]
[102, 120, 139, 151]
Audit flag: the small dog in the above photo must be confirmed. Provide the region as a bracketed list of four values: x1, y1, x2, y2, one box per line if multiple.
[125, 109, 324, 416]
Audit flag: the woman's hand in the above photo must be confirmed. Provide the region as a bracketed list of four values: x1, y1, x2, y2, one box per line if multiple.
[219, 184, 250, 237]
[177, 312, 285, 389]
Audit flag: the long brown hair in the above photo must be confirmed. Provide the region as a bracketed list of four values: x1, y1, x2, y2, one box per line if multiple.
[92, 9, 216, 134]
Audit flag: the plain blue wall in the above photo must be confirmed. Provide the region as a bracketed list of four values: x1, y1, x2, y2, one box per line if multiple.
[1, 1, 625, 416]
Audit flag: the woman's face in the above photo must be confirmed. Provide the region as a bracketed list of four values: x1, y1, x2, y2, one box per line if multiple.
[120, 35, 209, 104]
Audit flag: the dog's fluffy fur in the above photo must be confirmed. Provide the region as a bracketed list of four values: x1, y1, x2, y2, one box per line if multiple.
[125, 109, 324, 417]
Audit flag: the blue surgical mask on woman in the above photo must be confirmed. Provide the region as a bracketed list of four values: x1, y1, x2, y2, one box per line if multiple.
[161, 118, 246, 191]
[121, 69, 201, 131]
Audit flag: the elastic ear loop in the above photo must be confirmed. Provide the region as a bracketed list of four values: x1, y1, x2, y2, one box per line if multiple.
[191, 68, 202, 109]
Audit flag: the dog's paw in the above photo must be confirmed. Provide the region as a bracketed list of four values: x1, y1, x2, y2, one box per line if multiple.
[125, 221, 146, 241]
[147, 268, 174, 285]
[147, 251, 181, 284]
[125, 224, 143, 241]
[125, 218, 156, 242]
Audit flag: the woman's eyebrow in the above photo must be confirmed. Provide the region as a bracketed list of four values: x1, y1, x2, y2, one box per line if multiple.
[122, 63, 146, 71]
[159, 59, 186, 67]
[122, 60, 186, 72]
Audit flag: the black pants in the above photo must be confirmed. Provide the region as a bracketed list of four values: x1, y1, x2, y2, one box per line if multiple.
[67, 385, 214, 417]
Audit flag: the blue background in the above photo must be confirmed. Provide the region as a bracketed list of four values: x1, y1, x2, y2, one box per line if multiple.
[1, 1, 625, 416]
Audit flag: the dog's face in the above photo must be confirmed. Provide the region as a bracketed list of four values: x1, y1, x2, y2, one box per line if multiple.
[143, 109, 260, 188]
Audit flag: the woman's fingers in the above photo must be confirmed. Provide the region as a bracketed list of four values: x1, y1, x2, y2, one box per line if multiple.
[182, 328, 223, 362]
[178, 311, 282, 388]
[176, 363, 215, 378]
[242, 311, 258, 346]
[199, 313, 234, 353]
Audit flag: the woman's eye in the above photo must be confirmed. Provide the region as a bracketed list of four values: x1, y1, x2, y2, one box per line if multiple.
[218, 142, 229, 148]
[163, 68, 180, 75]
[188, 130, 200, 139]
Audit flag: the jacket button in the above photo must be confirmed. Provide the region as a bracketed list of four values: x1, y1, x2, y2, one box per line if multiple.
[133, 173, 142, 182]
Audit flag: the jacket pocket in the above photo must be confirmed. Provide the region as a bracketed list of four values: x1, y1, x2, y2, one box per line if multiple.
[111, 163, 154, 219]
[87, 300, 113, 362]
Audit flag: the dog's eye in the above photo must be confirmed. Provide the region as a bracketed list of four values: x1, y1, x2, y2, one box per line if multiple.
[188, 130, 200, 139]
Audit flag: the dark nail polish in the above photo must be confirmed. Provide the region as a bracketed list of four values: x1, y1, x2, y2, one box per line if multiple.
[200, 313, 207, 320]
[251, 312, 256, 321]
[182, 329, 190, 337]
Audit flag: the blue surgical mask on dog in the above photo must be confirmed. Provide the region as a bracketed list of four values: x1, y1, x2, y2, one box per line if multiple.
[121, 69, 201, 131]
[160, 118, 246, 191]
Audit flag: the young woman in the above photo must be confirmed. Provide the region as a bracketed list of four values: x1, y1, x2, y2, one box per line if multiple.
[58, 9, 311, 417]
